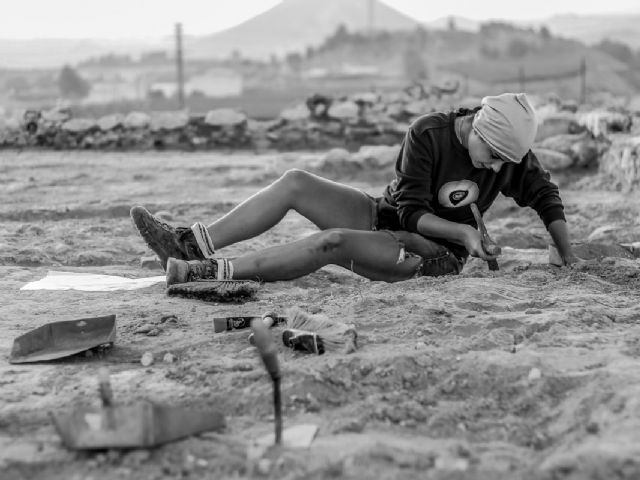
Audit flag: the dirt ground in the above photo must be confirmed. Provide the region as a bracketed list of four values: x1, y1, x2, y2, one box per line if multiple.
[1, 149, 640, 480]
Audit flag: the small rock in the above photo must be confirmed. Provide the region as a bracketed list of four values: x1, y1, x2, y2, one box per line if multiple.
[305, 393, 321, 412]
[160, 315, 179, 324]
[135, 324, 154, 334]
[333, 417, 366, 434]
[163, 353, 176, 364]
[415, 341, 426, 349]
[146, 328, 161, 337]
[528, 367, 542, 381]
[140, 256, 162, 270]
[256, 458, 272, 475]
[140, 352, 154, 367]
[586, 422, 600, 434]
[195, 458, 208, 468]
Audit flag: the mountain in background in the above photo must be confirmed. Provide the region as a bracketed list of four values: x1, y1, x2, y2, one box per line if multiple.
[426, 12, 640, 49]
[1, 1, 640, 69]
[186, 0, 419, 59]
[536, 13, 640, 48]
[0, 38, 165, 70]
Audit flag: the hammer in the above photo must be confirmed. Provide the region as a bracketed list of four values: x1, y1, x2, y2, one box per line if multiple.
[470, 203, 501, 271]
[251, 318, 282, 445]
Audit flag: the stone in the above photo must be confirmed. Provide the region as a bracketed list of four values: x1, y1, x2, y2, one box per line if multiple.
[97, 114, 124, 131]
[41, 108, 72, 123]
[535, 113, 580, 142]
[204, 108, 247, 127]
[140, 352, 154, 367]
[578, 110, 632, 138]
[124, 112, 151, 129]
[528, 368, 542, 381]
[61, 118, 96, 133]
[150, 111, 189, 131]
[599, 136, 640, 190]
[140, 256, 162, 270]
[163, 353, 176, 363]
[280, 104, 310, 122]
[322, 148, 351, 164]
[135, 324, 154, 334]
[403, 99, 432, 117]
[532, 148, 574, 170]
[327, 101, 359, 120]
[353, 144, 401, 168]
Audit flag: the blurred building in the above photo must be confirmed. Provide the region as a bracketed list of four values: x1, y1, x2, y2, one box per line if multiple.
[185, 68, 243, 97]
[148, 68, 243, 99]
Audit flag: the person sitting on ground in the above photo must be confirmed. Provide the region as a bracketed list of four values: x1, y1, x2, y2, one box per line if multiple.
[131, 92, 578, 285]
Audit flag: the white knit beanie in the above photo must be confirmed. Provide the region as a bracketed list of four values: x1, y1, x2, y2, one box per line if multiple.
[472, 93, 537, 163]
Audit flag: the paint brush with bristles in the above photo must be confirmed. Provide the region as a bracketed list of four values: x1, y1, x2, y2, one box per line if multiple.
[281, 308, 358, 355]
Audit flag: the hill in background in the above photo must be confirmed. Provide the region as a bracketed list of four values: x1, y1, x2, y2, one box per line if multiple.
[187, 0, 418, 59]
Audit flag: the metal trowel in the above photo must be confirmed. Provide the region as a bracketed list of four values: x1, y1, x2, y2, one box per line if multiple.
[51, 369, 225, 450]
[10, 314, 116, 364]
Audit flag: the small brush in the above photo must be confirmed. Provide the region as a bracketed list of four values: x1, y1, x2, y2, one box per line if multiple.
[281, 308, 358, 355]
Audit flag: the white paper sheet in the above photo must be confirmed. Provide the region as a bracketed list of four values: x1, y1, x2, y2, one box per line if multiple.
[21, 271, 165, 292]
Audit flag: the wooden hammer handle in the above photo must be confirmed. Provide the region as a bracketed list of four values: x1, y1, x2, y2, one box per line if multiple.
[470, 203, 500, 271]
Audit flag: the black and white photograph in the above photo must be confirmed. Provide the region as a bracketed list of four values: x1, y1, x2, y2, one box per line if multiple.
[1, 1, 640, 478]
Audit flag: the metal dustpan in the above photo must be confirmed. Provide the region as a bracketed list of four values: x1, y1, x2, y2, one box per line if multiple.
[9, 314, 116, 364]
[51, 401, 226, 450]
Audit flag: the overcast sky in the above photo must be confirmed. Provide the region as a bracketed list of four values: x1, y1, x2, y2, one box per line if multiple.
[2, 0, 639, 39]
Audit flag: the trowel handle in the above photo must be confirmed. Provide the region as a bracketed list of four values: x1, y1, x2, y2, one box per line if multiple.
[251, 318, 283, 445]
[98, 368, 114, 408]
[251, 318, 280, 382]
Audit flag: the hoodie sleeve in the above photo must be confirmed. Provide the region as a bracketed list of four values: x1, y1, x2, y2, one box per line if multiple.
[392, 126, 435, 232]
[500, 150, 566, 228]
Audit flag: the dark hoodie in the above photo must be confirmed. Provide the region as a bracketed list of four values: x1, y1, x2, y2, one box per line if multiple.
[381, 108, 566, 258]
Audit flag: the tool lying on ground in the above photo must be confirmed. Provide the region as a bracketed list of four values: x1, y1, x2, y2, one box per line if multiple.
[167, 279, 260, 302]
[51, 369, 225, 450]
[251, 318, 283, 445]
[282, 308, 358, 355]
[248, 309, 357, 355]
[215, 312, 287, 333]
[9, 314, 116, 364]
[470, 203, 501, 271]
[250, 320, 318, 454]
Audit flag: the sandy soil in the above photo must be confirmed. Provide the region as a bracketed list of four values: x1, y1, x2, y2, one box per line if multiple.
[1, 149, 640, 480]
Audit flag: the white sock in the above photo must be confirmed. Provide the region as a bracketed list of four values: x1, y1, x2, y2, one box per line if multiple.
[190, 222, 216, 259]
[215, 259, 234, 280]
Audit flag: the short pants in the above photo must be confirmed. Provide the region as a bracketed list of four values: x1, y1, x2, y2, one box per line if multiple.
[364, 193, 466, 278]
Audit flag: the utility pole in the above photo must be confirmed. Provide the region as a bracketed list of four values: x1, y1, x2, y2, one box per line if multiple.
[175, 22, 185, 110]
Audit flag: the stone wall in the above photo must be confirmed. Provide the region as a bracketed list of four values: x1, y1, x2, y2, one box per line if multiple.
[2, 91, 639, 188]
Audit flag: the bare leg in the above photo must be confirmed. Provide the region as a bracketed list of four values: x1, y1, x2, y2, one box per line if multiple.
[231, 229, 422, 283]
[208, 169, 374, 249]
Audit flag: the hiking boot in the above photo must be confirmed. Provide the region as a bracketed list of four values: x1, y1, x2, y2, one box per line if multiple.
[130, 206, 205, 270]
[166, 257, 218, 286]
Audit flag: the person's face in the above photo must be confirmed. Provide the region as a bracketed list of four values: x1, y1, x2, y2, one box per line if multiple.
[467, 128, 509, 173]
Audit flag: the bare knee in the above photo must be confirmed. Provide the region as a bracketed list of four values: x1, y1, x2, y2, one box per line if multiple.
[279, 169, 315, 196]
[314, 229, 346, 255]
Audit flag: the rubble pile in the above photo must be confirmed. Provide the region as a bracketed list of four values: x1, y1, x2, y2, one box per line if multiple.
[1, 89, 639, 187]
